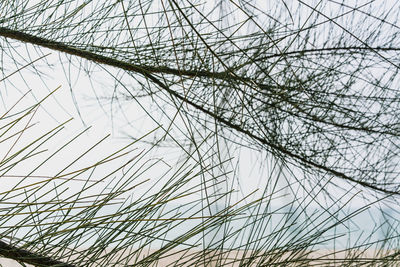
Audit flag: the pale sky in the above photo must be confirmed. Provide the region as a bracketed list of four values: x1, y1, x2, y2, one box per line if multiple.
[1, 3, 400, 261]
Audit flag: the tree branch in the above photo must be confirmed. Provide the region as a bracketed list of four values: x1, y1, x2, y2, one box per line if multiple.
[0, 240, 75, 267]
[1, 27, 398, 89]
[1, 27, 398, 196]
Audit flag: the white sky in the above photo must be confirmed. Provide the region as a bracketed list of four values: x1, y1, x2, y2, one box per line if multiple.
[1, 2, 400, 258]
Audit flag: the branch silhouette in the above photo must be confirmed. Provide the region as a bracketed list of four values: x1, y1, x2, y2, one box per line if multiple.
[0, 240, 75, 267]
[1, 26, 399, 195]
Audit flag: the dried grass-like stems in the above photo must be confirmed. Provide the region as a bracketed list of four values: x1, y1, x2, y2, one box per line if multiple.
[1, 0, 400, 266]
